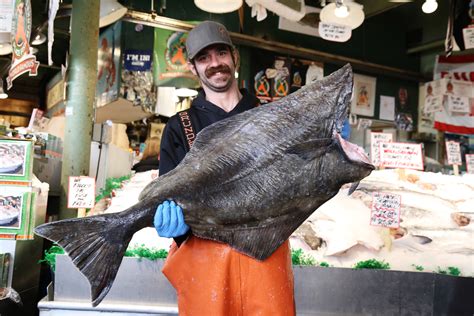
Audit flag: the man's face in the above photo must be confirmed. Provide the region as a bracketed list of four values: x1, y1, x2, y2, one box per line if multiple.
[188, 44, 237, 93]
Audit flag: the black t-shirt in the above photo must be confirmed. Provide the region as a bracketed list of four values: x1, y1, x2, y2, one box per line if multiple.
[159, 89, 259, 176]
[158, 88, 259, 245]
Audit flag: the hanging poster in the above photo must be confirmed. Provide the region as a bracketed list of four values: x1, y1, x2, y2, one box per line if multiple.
[0, 186, 33, 240]
[272, 57, 290, 101]
[351, 74, 376, 117]
[6, 0, 39, 90]
[379, 95, 395, 121]
[96, 22, 122, 107]
[0, 0, 14, 33]
[432, 55, 474, 134]
[121, 50, 155, 112]
[153, 27, 199, 88]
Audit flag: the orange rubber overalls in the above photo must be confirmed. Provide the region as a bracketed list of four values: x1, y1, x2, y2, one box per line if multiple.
[162, 236, 295, 316]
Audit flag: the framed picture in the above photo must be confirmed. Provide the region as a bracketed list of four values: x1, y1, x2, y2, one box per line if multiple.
[351, 74, 377, 117]
[0, 186, 34, 240]
[0, 139, 33, 182]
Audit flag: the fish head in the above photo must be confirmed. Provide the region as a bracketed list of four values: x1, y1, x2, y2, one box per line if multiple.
[327, 133, 375, 189]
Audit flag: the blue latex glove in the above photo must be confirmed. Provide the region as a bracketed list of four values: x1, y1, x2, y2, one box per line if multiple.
[154, 200, 190, 238]
[341, 119, 351, 140]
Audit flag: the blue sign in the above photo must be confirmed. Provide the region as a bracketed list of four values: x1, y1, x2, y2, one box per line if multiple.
[124, 50, 152, 71]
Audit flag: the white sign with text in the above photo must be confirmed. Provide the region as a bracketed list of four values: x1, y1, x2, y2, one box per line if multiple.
[466, 154, 474, 174]
[319, 22, 351, 42]
[370, 132, 393, 167]
[445, 141, 462, 165]
[68, 176, 95, 208]
[370, 192, 401, 228]
[379, 142, 424, 170]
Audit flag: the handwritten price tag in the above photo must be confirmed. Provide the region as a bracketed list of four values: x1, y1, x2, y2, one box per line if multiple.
[370, 132, 393, 167]
[68, 176, 95, 208]
[319, 22, 352, 42]
[370, 192, 401, 228]
[379, 142, 424, 170]
[445, 141, 462, 165]
[466, 154, 474, 174]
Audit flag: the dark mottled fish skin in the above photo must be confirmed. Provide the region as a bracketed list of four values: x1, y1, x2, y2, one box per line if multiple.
[34, 64, 374, 307]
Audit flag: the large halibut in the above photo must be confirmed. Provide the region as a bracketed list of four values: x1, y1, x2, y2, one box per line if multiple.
[35, 64, 374, 306]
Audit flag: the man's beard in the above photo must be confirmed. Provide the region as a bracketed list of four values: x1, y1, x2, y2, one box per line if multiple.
[198, 64, 234, 93]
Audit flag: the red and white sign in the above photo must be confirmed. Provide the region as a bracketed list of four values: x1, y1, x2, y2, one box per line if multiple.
[379, 142, 424, 170]
[445, 141, 462, 166]
[370, 192, 401, 228]
[433, 55, 474, 134]
[370, 132, 393, 167]
[466, 154, 474, 174]
[68, 176, 95, 208]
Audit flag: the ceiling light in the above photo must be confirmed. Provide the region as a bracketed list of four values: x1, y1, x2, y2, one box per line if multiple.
[422, 0, 437, 14]
[194, 0, 243, 13]
[100, 0, 127, 28]
[320, 0, 364, 29]
[334, 1, 349, 18]
[0, 80, 8, 99]
[31, 32, 46, 45]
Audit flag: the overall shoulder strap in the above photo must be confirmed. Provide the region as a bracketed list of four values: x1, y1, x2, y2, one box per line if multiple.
[177, 111, 196, 151]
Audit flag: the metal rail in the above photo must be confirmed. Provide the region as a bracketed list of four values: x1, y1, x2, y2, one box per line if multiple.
[124, 10, 428, 82]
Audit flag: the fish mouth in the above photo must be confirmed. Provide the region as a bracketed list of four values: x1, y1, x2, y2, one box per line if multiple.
[336, 133, 374, 169]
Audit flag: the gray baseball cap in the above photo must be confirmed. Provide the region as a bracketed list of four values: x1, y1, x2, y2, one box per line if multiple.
[186, 21, 234, 60]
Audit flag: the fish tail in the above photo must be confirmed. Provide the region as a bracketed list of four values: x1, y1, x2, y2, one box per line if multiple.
[35, 208, 144, 307]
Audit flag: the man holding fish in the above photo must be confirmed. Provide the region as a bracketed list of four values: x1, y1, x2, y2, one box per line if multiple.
[155, 20, 296, 315]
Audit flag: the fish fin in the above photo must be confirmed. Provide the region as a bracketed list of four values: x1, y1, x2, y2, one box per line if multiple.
[286, 138, 333, 160]
[35, 212, 136, 307]
[347, 181, 360, 195]
[196, 211, 310, 260]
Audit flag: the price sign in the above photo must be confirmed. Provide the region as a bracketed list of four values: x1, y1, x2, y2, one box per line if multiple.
[447, 95, 470, 114]
[68, 176, 95, 208]
[379, 142, 424, 170]
[370, 192, 401, 228]
[423, 95, 443, 113]
[463, 25, 474, 50]
[319, 22, 352, 42]
[370, 132, 393, 167]
[466, 154, 474, 174]
[445, 141, 462, 165]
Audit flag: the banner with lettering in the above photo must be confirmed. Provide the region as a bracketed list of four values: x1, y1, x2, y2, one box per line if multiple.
[379, 142, 424, 170]
[153, 27, 199, 88]
[6, 0, 39, 90]
[432, 54, 474, 134]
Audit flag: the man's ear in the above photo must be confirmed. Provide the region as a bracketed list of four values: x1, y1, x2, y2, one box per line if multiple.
[187, 60, 197, 76]
[232, 49, 240, 71]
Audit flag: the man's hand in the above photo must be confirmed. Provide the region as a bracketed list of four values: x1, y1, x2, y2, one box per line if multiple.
[154, 200, 190, 238]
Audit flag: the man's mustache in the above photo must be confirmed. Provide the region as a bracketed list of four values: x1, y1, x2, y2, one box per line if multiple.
[205, 65, 232, 77]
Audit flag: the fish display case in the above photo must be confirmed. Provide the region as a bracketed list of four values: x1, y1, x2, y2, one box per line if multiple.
[38, 255, 474, 315]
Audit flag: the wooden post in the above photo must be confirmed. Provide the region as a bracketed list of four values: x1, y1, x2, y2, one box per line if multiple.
[77, 208, 86, 218]
[453, 164, 459, 176]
